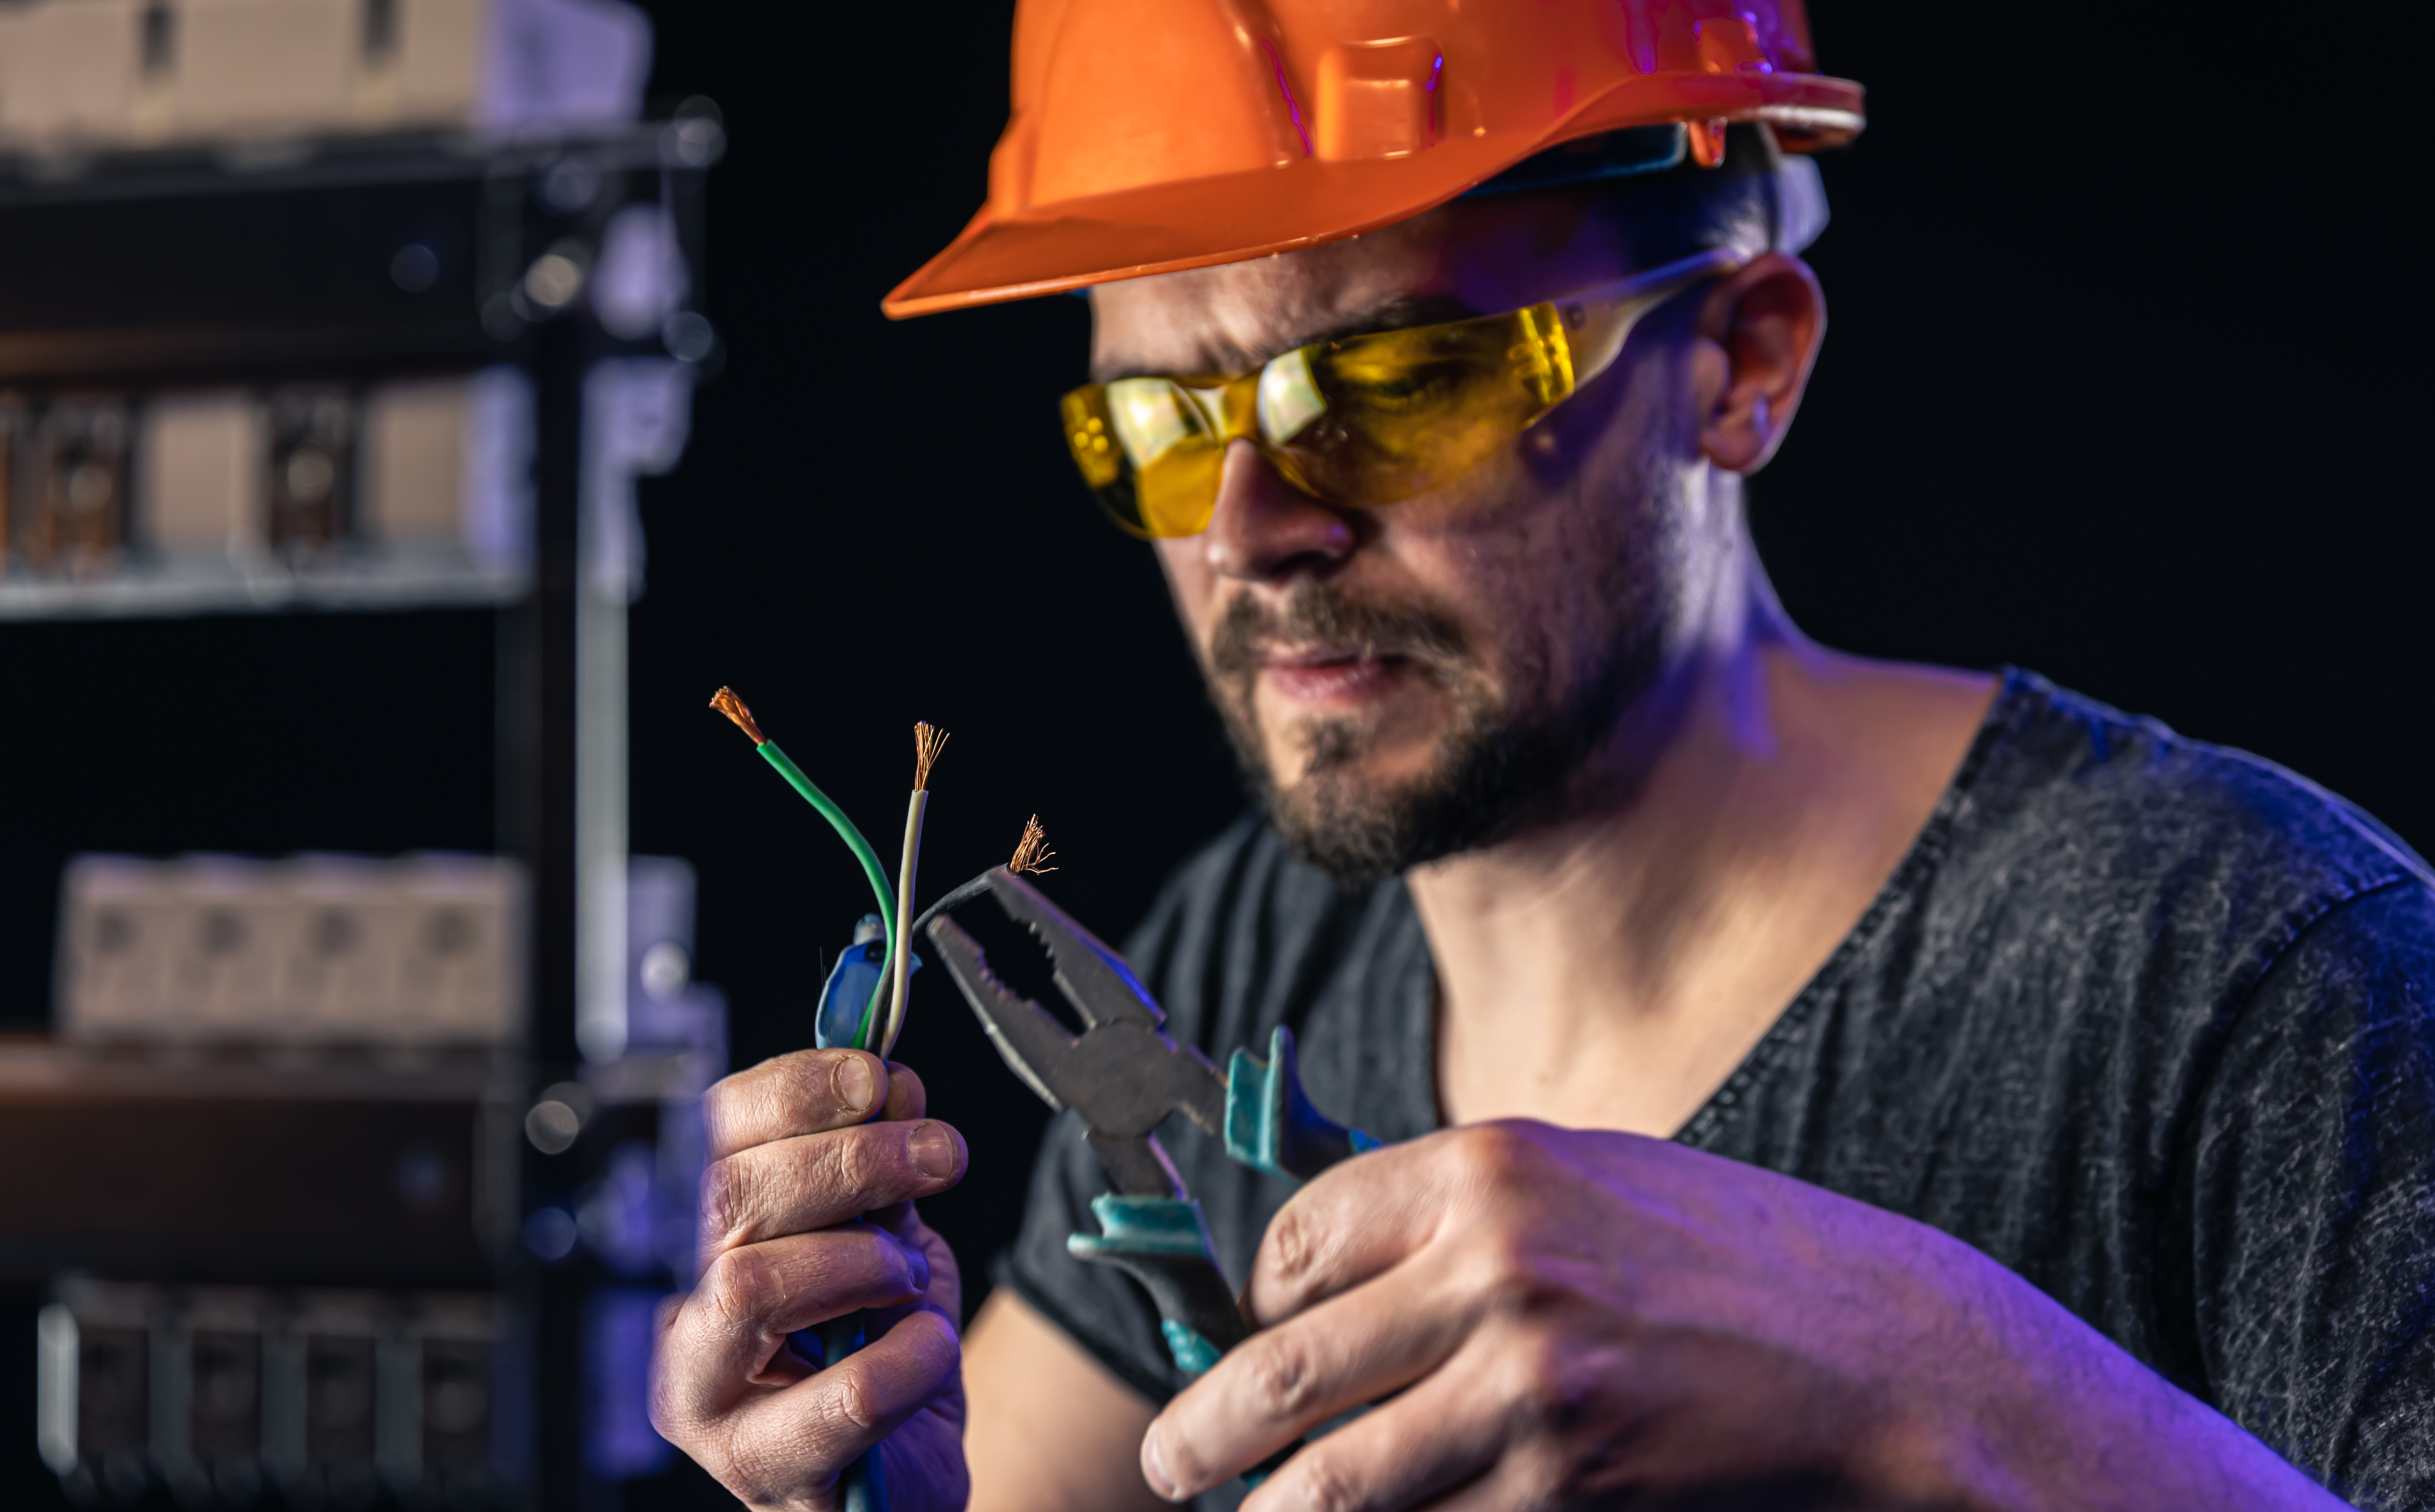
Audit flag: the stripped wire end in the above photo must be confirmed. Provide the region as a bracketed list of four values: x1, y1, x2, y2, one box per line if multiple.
[709, 686, 767, 746]
[1009, 815, 1058, 875]
[912, 722, 949, 791]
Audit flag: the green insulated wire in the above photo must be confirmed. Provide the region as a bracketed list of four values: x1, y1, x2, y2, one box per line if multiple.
[755, 740, 898, 928]
[712, 687, 897, 1050]
[757, 740, 896, 1052]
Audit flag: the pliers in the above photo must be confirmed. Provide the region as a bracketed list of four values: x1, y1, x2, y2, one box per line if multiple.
[925, 868, 1379, 1377]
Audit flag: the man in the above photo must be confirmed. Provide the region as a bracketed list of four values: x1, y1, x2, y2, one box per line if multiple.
[651, 3, 2435, 1508]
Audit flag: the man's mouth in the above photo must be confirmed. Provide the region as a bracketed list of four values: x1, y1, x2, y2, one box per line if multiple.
[1256, 646, 1410, 706]
[1206, 585, 1471, 720]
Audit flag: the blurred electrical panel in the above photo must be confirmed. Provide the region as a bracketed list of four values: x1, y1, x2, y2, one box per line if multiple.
[0, 0, 651, 152]
[38, 1279, 511, 1506]
[361, 369, 536, 572]
[0, 399, 134, 577]
[2, 370, 536, 612]
[57, 852, 526, 1048]
[18, 854, 724, 1501]
[263, 388, 354, 552]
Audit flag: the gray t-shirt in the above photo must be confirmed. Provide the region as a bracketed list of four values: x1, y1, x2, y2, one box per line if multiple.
[998, 670, 2435, 1509]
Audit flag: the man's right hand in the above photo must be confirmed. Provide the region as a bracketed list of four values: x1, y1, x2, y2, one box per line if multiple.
[651, 1048, 971, 1512]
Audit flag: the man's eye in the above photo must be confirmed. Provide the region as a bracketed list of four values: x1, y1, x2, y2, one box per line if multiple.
[1331, 361, 1463, 409]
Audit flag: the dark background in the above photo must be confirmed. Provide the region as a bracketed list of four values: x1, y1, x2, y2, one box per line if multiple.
[2, 2, 2424, 1506]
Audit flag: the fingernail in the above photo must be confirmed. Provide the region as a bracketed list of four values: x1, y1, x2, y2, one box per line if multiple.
[1141, 1424, 1182, 1501]
[833, 1054, 875, 1114]
[908, 1121, 957, 1179]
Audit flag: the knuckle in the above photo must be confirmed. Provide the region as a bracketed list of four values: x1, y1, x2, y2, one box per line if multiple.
[697, 1155, 756, 1245]
[1507, 1332, 1575, 1425]
[1445, 1121, 1539, 1193]
[712, 1418, 805, 1501]
[824, 1362, 877, 1432]
[1466, 1229, 1553, 1314]
[644, 1368, 700, 1450]
[699, 1070, 740, 1124]
[766, 1054, 836, 1126]
[1262, 1205, 1327, 1290]
[643, 1371, 676, 1439]
[1240, 1333, 1323, 1421]
[1507, 1441, 1577, 1508]
[1499, 1326, 1610, 1442]
[1293, 1450, 1366, 1512]
[818, 1126, 891, 1197]
[818, 1129, 886, 1193]
[697, 1248, 771, 1327]
[698, 1071, 753, 1150]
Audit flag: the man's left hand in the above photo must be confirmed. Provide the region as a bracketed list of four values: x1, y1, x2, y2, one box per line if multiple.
[1137, 1121, 2342, 1510]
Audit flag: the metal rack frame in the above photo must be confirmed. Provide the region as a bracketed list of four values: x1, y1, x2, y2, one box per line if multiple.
[0, 114, 721, 1510]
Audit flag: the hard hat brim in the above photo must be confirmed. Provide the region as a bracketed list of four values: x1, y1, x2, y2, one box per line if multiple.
[882, 70, 1862, 320]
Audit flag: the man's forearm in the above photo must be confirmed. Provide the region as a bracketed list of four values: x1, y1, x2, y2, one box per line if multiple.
[964, 1291, 1170, 1512]
[1894, 1256, 2351, 1512]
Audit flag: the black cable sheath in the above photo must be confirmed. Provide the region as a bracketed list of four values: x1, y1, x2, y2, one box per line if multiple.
[908, 870, 999, 951]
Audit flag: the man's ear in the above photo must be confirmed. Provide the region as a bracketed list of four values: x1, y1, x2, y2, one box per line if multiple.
[1692, 251, 1825, 474]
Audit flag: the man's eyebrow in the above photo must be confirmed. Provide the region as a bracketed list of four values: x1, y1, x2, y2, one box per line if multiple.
[1096, 292, 1486, 383]
[1281, 293, 1483, 354]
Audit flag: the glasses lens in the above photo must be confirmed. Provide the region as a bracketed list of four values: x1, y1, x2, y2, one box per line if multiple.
[1274, 303, 1576, 505]
[1108, 378, 1228, 537]
[1062, 379, 1232, 538]
[1061, 303, 1583, 536]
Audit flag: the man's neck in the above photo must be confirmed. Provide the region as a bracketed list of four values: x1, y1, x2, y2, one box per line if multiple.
[1412, 571, 1995, 1138]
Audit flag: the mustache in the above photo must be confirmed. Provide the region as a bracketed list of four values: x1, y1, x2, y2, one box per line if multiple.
[1206, 584, 1471, 679]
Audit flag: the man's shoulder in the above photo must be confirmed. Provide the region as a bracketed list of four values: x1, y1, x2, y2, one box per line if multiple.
[1958, 669, 2430, 907]
[1915, 670, 2435, 1013]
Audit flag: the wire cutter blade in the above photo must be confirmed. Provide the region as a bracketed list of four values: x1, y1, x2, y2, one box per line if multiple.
[924, 868, 1227, 1193]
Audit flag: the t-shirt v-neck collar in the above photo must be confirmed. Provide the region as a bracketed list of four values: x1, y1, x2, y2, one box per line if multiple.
[1392, 668, 2030, 1148]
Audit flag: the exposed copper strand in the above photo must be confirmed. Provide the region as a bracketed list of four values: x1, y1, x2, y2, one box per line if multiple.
[1009, 815, 1058, 874]
[709, 686, 766, 745]
[912, 722, 949, 791]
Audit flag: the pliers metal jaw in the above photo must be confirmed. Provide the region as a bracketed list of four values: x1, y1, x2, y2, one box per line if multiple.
[926, 868, 1378, 1378]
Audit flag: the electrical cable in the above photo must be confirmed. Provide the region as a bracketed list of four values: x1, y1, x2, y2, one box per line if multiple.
[875, 724, 948, 1059]
[711, 687, 898, 1039]
[711, 691, 1054, 1061]
[1009, 814, 1057, 876]
[906, 817, 1061, 947]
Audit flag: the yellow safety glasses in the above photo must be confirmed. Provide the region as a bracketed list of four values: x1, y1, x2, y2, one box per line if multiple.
[1060, 247, 1740, 539]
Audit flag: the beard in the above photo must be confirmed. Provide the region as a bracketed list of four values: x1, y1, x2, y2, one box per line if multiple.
[1197, 334, 1697, 889]
[1204, 574, 1664, 889]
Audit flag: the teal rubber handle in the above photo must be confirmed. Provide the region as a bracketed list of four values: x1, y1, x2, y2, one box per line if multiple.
[1069, 1031, 1379, 1486]
[1224, 1026, 1380, 1184]
[1068, 1194, 1246, 1377]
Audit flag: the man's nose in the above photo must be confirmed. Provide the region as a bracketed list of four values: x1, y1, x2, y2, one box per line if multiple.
[1198, 440, 1356, 582]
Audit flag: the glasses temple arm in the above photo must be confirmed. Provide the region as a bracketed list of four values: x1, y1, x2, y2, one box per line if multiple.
[1556, 246, 1747, 389]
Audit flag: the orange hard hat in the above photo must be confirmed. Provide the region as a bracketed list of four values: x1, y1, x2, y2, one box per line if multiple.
[883, 0, 1863, 320]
